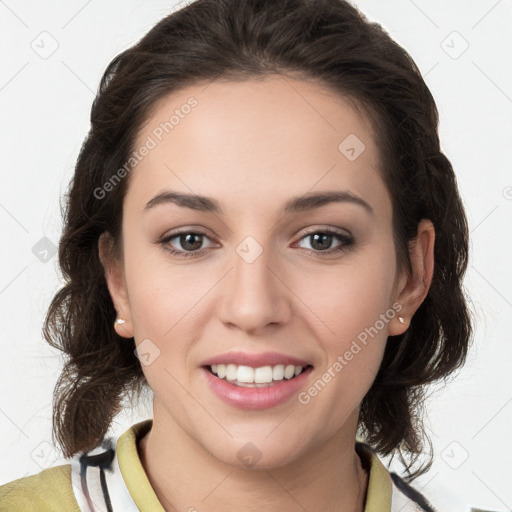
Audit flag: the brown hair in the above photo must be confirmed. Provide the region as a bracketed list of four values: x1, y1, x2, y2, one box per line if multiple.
[44, 0, 471, 479]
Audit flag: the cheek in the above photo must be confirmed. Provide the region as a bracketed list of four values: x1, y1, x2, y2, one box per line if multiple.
[296, 248, 397, 347]
[122, 243, 219, 377]
[294, 246, 396, 407]
[122, 234, 199, 334]
[296, 286, 391, 437]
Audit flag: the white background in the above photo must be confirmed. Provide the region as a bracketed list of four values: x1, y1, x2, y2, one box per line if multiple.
[0, 0, 511, 510]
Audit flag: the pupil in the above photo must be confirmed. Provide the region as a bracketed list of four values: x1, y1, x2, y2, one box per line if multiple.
[181, 233, 202, 251]
[311, 233, 331, 251]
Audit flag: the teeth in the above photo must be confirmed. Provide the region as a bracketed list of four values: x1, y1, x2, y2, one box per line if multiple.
[237, 365, 254, 383]
[209, 363, 305, 385]
[254, 366, 273, 384]
[284, 365, 295, 379]
[226, 364, 238, 381]
[272, 364, 284, 380]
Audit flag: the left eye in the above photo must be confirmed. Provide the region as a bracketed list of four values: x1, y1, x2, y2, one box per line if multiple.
[295, 230, 354, 253]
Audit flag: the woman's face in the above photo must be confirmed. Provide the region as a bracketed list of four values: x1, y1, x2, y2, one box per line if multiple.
[105, 76, 415, 469]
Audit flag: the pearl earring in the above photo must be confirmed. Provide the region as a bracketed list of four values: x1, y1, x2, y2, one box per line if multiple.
[398, 316, 405, 324]
[114, 318, 126, 327]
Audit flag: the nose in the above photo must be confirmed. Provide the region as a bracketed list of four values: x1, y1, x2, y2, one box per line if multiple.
[217, 238, 291, 335]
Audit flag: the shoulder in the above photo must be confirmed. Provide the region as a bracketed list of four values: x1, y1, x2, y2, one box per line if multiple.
[0, 464, 80, 512]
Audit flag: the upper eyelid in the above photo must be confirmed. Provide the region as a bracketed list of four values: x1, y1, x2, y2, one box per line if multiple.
[299, 226, 352, 237]
[161, 226, 351, 239]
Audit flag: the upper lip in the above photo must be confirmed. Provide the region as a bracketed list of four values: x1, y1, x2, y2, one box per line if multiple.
[201, 351, 312, 368]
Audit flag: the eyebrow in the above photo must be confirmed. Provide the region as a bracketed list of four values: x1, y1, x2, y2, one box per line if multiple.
[144, 190, 373, 215]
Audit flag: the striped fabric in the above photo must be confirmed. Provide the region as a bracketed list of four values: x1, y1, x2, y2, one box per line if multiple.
[70, 437, 141, 511]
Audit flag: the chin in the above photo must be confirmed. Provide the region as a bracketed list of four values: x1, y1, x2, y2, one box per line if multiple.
[203, 434, 311, 472]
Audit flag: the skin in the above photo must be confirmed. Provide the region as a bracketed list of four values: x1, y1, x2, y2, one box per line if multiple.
[99, 75, 435, 512]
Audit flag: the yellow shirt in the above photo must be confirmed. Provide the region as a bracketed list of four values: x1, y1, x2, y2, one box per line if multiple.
[0, 419, 436, 511]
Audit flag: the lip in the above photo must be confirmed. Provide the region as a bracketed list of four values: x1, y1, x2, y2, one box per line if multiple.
[200, 365, 314, 410]
[201, 350, 311, 368]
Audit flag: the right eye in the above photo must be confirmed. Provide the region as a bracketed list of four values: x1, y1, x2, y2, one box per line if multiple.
[160, 231, 216, 258]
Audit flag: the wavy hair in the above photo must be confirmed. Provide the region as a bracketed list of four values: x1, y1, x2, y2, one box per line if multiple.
[44, 0, 472, 479]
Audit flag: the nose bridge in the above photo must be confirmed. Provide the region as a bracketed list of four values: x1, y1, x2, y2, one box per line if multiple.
[219, 234, 289, 332]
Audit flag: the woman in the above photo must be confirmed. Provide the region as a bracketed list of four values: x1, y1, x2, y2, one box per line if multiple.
[0, 0, 472, 510]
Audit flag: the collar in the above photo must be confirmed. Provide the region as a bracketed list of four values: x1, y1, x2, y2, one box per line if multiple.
[116, 419, 393, 511]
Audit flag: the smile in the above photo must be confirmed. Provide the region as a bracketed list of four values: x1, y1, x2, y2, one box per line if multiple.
[201, 363, 313, 410]
[208, 364, 309, 387]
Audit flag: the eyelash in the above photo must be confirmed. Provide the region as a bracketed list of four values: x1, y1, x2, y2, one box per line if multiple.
[159, 228, 355, 259]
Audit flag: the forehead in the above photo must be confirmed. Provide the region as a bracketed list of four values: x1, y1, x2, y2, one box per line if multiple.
[126, 76, 390, 217]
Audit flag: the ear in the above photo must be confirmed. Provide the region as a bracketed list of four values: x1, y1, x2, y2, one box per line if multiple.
[98, 232, 134, 338]
[388, 219, 435, 336]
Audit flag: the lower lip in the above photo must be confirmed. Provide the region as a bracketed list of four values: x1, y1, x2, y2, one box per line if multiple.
[201, 366, 313, 410]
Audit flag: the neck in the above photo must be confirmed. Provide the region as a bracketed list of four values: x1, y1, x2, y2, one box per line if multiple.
[138, 410, 368, 512]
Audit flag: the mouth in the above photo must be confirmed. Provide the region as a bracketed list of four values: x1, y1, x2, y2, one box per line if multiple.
[204, 363, 314, 387]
